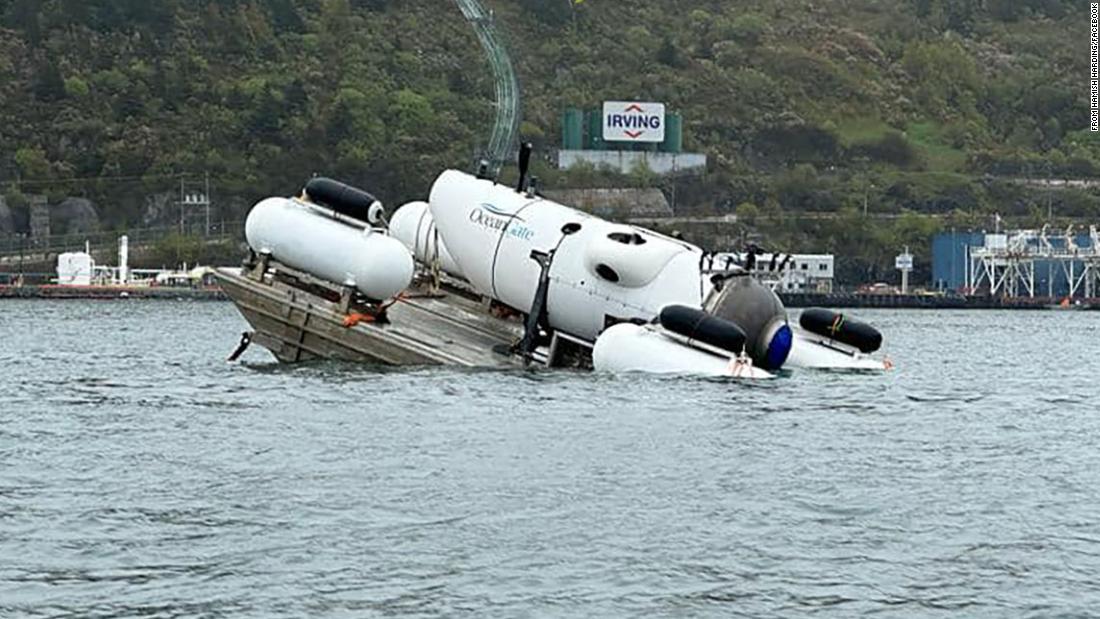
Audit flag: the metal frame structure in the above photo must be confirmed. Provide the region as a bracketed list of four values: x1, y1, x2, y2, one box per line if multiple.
[176, 173, 212, 236]
[454, 0, 520, 176]
[966, 225, 1100, 299]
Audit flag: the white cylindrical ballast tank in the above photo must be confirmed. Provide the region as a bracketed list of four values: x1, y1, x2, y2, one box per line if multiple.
[388, 200, 464, 277]
[245, 197, 414, 301]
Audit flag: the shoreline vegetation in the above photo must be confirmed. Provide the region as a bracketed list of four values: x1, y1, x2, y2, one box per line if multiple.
[0, 0, 1088, 286]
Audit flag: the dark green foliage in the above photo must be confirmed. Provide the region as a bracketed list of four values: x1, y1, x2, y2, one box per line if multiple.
[32, 57, 65, 102]
[656, 37, 684, 68]
[0, 0, 497, 218]
[850, 132, 918, 168]
[266, 0, 304, 32]
[0, 0, 1087, 286]
[3, 0, 43, 45]
[515, 0, 573, 25]
[753, 124, 841, 167]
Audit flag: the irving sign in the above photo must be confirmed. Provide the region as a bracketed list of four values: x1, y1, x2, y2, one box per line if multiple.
[602, 101, 666, 143]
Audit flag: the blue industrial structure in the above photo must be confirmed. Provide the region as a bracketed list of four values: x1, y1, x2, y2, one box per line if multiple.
[932, 229, 1099, 298]
[931, 231, 984, 292]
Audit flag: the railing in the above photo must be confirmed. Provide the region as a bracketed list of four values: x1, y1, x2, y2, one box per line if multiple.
[454, 0, 521, 175]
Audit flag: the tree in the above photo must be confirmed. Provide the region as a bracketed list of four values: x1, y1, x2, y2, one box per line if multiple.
[901, 40, 982, 119]
[514, 0, 573, 26]
[628, 159, 657, 188]
[735, 201, 760, 225]
[63, 76, 90, 98]
[14, 147, 51, 179]
[729, 13, 766, 46]
[320, 0, 354, 40]
[152, 233, 204, 268]
[388, 89, 434, 138]
[656, 37, 684, 68]
[267, 0, 303, 33]
[5, 0, 42, 45]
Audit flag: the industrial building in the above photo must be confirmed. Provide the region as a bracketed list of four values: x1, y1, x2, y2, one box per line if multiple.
[932, 226, 1100, 299]
[711, 252, 835, 293]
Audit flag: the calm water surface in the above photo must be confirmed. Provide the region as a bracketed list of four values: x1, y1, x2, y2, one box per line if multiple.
[1, 300, 1099, 617]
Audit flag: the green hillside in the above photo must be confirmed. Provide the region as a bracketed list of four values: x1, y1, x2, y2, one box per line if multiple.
[0, 0, 1091, 279]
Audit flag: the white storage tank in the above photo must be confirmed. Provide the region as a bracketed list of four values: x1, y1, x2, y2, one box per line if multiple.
[245, 197, 414, 301]
[57, 252, 94, 286]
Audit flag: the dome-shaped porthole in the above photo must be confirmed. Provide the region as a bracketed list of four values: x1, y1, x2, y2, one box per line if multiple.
[607, 231, 646, 245]
[595, 264, 620, 283]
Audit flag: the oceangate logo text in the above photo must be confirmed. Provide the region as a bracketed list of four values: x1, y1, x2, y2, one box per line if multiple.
[468, 203, 536, 241]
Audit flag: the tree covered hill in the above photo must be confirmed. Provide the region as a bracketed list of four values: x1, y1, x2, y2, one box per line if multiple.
[0, 0, 1090, 237]
[1, 0, 499, 225]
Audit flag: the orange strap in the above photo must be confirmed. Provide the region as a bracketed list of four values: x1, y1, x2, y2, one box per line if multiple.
[343, 292, 406, 327]
[342, 312, 376, 327]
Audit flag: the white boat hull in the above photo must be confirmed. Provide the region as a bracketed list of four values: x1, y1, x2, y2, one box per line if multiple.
[593, 323, 774, 379]
[786, 328, 890, 371]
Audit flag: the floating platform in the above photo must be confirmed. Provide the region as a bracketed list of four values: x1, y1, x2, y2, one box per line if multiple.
[213, 259, 540, 367]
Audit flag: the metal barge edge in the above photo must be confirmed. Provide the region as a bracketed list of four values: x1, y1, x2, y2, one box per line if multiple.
[214, 258, 533, 367]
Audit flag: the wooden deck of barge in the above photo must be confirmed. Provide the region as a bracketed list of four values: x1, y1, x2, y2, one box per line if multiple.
[214, 262, 527, 367]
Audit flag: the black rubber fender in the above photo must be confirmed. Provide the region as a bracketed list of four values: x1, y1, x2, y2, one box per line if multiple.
[304, 177, 380, 222]
[799, 308, 882, 353]
[659, 305, 747, 355]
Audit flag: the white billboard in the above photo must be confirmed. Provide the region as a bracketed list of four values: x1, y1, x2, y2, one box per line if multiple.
[602, 101, 666, 143]
[895, 253, 914, 270]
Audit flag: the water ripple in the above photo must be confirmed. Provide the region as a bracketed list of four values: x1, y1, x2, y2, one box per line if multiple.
[2, 303, 1100, 616]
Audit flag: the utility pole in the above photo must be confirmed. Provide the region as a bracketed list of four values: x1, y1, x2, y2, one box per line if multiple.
[855, 156, 871, 217]
[17, 233, 24, 286]
[204, 171, 211, 237]
[1046, 160, 1053, 222]
[179, 177, 185, 235]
